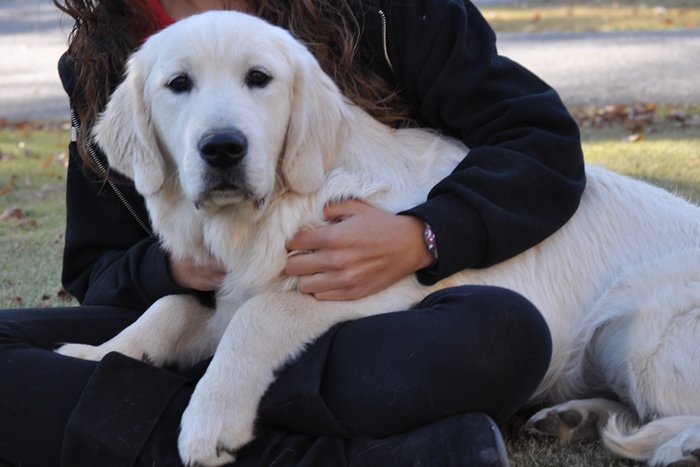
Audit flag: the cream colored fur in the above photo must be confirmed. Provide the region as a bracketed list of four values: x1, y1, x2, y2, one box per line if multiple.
[56, 11, 700, 467]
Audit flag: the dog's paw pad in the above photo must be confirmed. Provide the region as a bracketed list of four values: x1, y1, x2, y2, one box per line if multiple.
[525, 407, 600, 443]
[557, 409, 584, 427]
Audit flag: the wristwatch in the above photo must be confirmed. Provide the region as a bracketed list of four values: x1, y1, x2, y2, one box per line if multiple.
[423, 222, 438, 264]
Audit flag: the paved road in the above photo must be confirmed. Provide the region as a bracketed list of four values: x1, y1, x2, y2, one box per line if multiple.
[497, 29, 700, 108]
[0, 0, 70, 120]
[1, 0, 699, 120]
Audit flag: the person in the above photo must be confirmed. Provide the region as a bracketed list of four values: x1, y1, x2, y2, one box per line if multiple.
[0, 0, 585, 466]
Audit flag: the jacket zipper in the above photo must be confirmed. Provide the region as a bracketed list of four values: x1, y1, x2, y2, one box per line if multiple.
[70, 108, 154, 236]
[378, 9, 393, 72]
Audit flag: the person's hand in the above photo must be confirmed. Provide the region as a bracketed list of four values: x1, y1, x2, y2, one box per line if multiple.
[168, 253, 227, 291]
[285, 199, 434, 301]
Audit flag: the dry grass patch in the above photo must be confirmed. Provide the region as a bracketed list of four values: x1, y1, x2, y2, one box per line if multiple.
[480, 1, 700, 33]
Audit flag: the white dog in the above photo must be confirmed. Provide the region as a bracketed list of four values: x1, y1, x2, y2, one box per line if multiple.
[57, 11, 700, 467]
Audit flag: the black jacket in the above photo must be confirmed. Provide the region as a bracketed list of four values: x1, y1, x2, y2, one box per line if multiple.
[58, 0, 585, 310]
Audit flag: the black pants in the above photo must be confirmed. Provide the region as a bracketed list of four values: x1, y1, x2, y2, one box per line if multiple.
[0, 286, 551, 466]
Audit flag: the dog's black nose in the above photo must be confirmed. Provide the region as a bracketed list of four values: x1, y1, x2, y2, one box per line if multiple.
[198, 130, 248, 169]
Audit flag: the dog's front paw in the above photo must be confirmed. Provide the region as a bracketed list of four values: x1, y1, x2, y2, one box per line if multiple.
[178, 383, 258, 467]
[55, 342, 112, 361]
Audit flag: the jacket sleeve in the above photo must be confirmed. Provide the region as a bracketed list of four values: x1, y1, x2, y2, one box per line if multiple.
[371, 0, 586, 284]
[59, 52, 207, 310]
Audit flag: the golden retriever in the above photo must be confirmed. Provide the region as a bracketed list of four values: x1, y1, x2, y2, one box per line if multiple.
[57, 11, 700, 467]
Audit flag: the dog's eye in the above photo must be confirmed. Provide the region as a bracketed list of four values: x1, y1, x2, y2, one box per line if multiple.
[245, 68, 271, 88]
[167, 74, 193, 93]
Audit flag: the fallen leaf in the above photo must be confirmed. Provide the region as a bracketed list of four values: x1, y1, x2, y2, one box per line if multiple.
[0, 179, 15, 195]
[57, 287, 73, 301]
[17, 219, 38, 229]
[626, 134, 644, 142]
[571, 101, 656, 133]
[0, 207, 24, 221]
[40, 154, 54, 169]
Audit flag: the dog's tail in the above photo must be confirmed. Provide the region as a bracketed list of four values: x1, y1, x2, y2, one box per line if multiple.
[601, 412, 700, 461]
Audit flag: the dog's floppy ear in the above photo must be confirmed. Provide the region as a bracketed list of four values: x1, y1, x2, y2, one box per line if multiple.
[282, 46, 346, 194]
[92, 56, 166, 196]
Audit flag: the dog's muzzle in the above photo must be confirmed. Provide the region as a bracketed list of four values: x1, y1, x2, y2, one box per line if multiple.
[193, 129, 264, 212]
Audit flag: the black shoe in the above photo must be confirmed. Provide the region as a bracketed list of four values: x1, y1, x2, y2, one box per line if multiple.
[348, 413, 510, 467]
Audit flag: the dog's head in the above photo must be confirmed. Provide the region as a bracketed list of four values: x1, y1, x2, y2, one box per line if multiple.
[93, 11, 347, 212]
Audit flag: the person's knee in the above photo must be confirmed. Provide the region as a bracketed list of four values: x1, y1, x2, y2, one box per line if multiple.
[421, 285, 551, 361]
[493, 287, 552, 363]
[461, 286, 551, 375]
[419, 286, 552, 420]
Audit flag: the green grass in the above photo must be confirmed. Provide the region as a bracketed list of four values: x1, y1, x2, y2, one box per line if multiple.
[0, 120, 75, 308]
[480, 0, 700, 33]
[575, 104, 700, 201]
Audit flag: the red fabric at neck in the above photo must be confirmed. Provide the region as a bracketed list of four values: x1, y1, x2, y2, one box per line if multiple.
[143, 0, 175, 35]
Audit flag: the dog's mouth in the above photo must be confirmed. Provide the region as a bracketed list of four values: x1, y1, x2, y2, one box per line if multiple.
[193, 182, 266, 213]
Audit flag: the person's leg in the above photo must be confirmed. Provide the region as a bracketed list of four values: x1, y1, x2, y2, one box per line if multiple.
[250, 285, 548, 466]
[0, 306, 143, 466]
[327, 284, 551, 433]
[65, 352, 509, 467]
[262, 285, 551, 436]
[1, 285, 542, 466]
[163, 285, 547, 466]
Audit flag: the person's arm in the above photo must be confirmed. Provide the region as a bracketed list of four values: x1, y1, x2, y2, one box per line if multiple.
[286, 0, 585, 298]
[377, 0, 585, 283]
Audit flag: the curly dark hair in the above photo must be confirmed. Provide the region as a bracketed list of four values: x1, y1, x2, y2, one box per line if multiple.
[52, 0, 414, 177]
